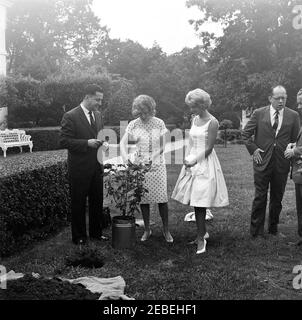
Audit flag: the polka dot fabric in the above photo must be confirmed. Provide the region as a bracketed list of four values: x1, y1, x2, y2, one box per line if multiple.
[126, 117, 168, 204]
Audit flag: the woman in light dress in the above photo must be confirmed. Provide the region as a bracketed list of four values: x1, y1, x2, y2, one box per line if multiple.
[120, 95, 173, 243]
[172, 89, 229, 254]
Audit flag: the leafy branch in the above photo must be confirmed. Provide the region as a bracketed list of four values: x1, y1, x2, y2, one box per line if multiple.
[103, 160, 152, 217]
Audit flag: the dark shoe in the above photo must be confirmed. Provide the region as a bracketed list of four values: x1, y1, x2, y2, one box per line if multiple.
[90, 235, 109, 242]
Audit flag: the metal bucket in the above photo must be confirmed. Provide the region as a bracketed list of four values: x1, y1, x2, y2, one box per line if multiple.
[112, 216, 136, 249]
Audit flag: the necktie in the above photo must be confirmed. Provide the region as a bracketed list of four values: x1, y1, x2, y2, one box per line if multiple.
[272, 110, 279, 131]
[88, 111, 97, 134]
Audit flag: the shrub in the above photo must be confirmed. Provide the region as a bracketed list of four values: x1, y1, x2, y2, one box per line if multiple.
[215, 137, 225, 145]
[0, 151, 69, 257]
[2, 71, 136, 128]
[43, 71, 112, 125]
[4, 76, 51, 127]
[220, 111, 241, 129]
[25, 127, 61, 151]
[103, 77, 136, 126]
[219, 129, 242, 141]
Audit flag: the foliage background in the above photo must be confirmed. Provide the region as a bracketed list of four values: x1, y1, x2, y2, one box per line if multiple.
[3, 0, 302, 127]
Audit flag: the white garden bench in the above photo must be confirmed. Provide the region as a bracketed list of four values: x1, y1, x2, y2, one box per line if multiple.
[0, 129, 33, 157]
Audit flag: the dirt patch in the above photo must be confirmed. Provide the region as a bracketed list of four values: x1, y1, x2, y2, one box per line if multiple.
[0, 274, 99, 300]
[65, 248, 105, 268]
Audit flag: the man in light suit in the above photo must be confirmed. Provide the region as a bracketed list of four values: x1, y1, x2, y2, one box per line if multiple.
[60, 84, 109, 245]
[242, 85, 300, 238]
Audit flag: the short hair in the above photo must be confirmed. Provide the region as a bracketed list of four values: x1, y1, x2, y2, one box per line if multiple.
[83, 84, 103, 97]
[270, 85, 287, 96]
[297, 88, 302, 99]
[185, 88, 212, 109]
[132, 95, 156, 117]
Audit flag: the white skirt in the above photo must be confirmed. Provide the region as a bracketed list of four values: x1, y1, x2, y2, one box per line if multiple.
[172, 149, 229, 208]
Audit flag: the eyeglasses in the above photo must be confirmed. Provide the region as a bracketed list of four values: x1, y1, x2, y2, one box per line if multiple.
[272, 96, 287, 100]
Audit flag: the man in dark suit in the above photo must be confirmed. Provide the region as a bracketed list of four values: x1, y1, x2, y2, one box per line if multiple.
[242, 85, 300, 238]
[60, 84, 109, 245]
[284, 88, 302, 246]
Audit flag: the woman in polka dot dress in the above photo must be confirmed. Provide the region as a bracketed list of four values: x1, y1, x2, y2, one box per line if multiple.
[120, 95, 173, 243]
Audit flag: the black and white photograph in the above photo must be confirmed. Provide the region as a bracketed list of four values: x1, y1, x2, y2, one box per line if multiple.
[1, 0, 302, 309]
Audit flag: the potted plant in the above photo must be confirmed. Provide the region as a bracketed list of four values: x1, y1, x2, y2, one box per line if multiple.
[103, 159, 151, 249]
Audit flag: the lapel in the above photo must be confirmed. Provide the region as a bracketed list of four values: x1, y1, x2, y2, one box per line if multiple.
[297, 128, 302, 142]
[77, 106, 96, 137]
[276, 107, 287, 138]
[263, 106, 275, 136]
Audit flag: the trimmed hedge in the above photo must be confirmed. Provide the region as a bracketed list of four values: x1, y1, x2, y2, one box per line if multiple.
[0, 150, 69, 257]
[25, 127, 61, 151]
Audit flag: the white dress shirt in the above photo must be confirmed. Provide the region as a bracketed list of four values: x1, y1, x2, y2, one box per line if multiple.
[270, 105, 283, 136]
[81, 104, 95, 125]
[80, 104, 109, 156]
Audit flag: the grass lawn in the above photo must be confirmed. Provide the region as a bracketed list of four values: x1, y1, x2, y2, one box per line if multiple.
[2, 145, 302, 300]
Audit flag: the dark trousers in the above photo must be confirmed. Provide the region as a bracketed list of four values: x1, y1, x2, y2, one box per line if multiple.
[250, 158, 288, 236]
[70, 169, 103, 242]
[294, 184, 302, 237]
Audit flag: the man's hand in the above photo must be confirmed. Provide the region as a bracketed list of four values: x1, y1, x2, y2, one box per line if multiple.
[88, 139, 103, 149]
[284, 148, 295, 159]
[253, 148, 264, 164]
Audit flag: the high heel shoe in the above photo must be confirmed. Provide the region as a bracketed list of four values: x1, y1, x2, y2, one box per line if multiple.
[140, 230, 152, 242]
[162, 230, 174, 243]
[188, 232, 209, 245]
[196, 239, 207, 254]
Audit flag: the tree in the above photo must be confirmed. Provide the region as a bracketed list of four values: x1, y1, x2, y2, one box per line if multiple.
[93, 39, 165, 83]
[104, 77, 136, 126]
[6, 0, 107, 79]
[219, 119, 233, 148]
[3, 75, 51, 127]
[187, 0, 302, 112]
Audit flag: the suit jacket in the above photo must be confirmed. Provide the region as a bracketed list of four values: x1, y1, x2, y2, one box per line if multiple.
[242, 106, 300, 173]
[292, 129, 302, 184]
[59, 106, 103, 179]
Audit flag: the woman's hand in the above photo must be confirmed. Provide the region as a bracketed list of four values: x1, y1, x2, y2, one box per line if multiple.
[284, 142, 296, 159]
[284, 148, 295, 159]
[184, 154, 197, 168]
[286, 142, 296, 149]
[184, 159, 197, 168]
